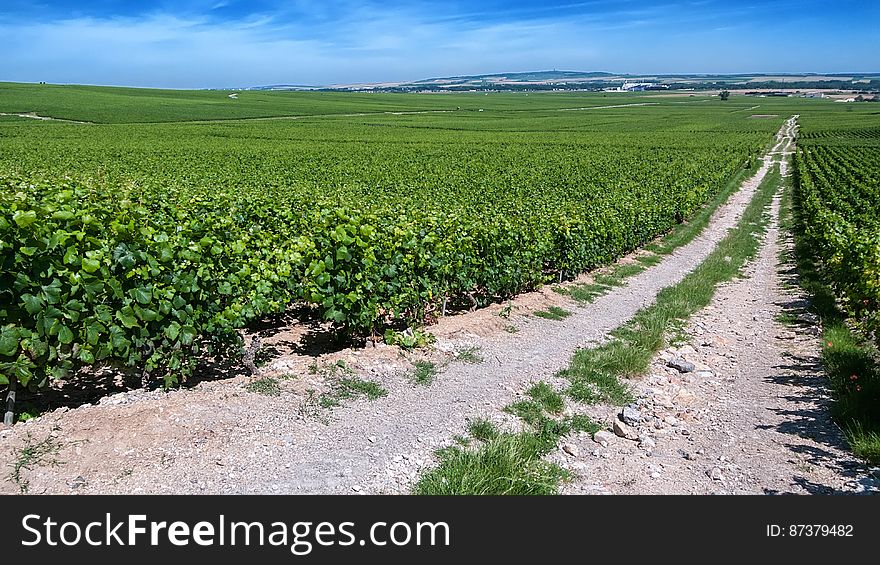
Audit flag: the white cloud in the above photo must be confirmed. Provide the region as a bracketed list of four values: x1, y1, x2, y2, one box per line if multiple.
[0, 9, 609, 86]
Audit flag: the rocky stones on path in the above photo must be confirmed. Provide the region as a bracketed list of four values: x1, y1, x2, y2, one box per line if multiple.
[638, 435, 656, 450]
[562, 443, 580, 458]
[68, 476, 87, 489]
[653, 393, 674, 408]
[613, 419, 639, 441]
[701, 335, 728, 348]
[668, 358, 696, 373]
[674, 388, 696, 405]
[570, 461, 588, 472]
[707, 467, 723, 481]
[621, 405, 642, 426]
[593, 430, 615, 446]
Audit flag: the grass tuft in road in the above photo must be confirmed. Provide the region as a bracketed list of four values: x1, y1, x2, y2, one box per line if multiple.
[409, 360, 438, 385]
[412, 432, 569, 495]
[320, 377, 387, 408]
[415, 380, 601, 495]
[8, 434, 65, 494]
[504, 400, 545, 427]
[455, 346, 483, 364]
[534, 306, 572, 320]
[245, 377, 281, 396]
[527, 381, 564, 414]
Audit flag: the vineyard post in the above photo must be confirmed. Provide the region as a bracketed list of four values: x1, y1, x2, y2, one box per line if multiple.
[4, 378, 15, 426]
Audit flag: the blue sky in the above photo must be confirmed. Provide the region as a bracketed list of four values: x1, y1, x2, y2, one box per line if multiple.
[1, 1, 877, 88]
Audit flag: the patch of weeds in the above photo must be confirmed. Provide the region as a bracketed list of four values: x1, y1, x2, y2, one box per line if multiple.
[504, 325, 519, 333]
[253, 345, 279, 368]
[297, 389, 326, 422]
[594, 271, 627, 288]
[569, 260, 652, 305]
[846, 424, 880, 464]
[8, 434, 64, 494]
[775, 311, 799, 326]
[566, 414, 602, 434]
[534, 306, 572, 321]
[821, 326, 880, 463]
[569, 282, 611, 303]
[384, 328, 436, 350]
[498, 301, 513, 318]
[612, 262, 648, 279]
[634, 253, 663, 268]
[452, 434, 471, 447]
[532, 417, 572, 453]
[412, 432, 569, 495]
[563, 366, 634, 406]
[415, 385, 581, 495]
[527, 381, 564, 414]
[245, 377, 281, 396]
[504, 400, 545, 427]
[409, 360, 438, 385]
[455, 346, 483, 364]
[467, 419, 498, 442]
[16, 408, 38, 423]
[320, 376, 387, 408]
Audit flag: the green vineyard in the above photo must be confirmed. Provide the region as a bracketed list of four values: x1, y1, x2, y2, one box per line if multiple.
[1, 85, 873, 397]
[794, 122, 880, 339]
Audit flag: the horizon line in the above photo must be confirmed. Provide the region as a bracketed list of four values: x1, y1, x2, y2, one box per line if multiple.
[4, 69, 880, 92]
